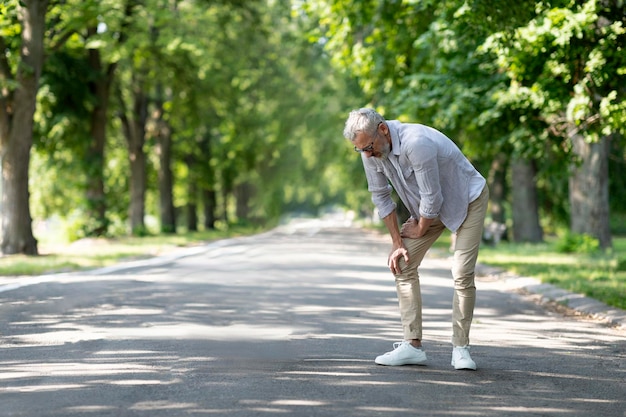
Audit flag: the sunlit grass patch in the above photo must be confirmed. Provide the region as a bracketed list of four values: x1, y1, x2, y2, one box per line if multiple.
[0, 225, 268, 277]
[478, 236, 626, 310]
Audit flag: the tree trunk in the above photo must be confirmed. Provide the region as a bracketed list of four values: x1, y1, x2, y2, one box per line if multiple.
[221, 187, 230, 224]
[0, 0, 48, 255]
[85, 30, 115, 237]
[82, 0, 136, 236]
[154, 90, 175, 234]
[157, 129, 175, 233]
[511, 159, 543, 243]
[202, 189, 217, 230]
[198, 134, 216, 230]
[187, 183, 198, 232]
[128, 126, 147, 235]
[185, 154, 198, 232]
[488, 153, 507, 224]
[569, 133, 612, 249]
[234, 182, 254, 221]
[118, 82, 148, 235]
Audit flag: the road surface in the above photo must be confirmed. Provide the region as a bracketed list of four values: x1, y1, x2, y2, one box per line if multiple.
[0, 217, 624, 416]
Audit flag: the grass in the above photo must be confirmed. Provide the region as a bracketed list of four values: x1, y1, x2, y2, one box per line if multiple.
[429, 230, 626, 310]
[0, 225, 267, 277]
[368, 222, 625, 311]
[476, 237, 626, 310]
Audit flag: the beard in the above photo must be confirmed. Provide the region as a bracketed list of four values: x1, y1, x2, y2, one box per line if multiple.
[377, 140, 391, 159]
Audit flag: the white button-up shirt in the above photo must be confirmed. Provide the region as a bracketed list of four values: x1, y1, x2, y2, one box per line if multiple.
[362, 120, 486, 232]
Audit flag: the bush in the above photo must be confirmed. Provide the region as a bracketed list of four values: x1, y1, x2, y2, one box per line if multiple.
[555, 232, 600, 254]
[616, 256, 626, 272]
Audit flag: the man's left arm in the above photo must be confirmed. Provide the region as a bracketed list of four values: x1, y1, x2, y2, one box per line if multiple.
[400, 216, 434, 239]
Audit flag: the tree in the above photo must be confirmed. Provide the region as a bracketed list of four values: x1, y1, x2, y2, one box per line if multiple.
[25, 0, 368, 241]
[483, 0, 626, 248]
[304, 0, 512, 221]
[83, 0, 138, 236]
[115, 0, 163, 235]
[34, 0, 140, 238]
[117, 73, 148, 235]
[0, 0, 49, 255]
[511, 160, 543, 242]
[311, 0, 626, 251]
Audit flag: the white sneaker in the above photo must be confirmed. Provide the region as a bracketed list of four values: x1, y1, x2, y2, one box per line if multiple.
[451, 346, 477, 370]
[375, 341, 427, 366]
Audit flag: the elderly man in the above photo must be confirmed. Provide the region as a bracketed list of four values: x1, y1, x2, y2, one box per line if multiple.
[343, 108, 489, 370]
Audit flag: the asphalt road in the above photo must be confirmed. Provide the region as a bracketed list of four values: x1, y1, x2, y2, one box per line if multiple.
[0, 217, 624, 417]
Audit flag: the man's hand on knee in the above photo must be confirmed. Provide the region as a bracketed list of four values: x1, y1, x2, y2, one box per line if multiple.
[388, 246, 409, 274]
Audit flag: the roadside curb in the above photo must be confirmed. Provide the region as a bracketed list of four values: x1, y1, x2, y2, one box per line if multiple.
[476, 264, 626, 330]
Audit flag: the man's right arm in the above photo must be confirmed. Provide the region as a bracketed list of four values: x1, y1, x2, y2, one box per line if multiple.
[382, 212, 409, 275]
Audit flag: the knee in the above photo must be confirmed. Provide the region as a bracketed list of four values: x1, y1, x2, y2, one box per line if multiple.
[394, 256, 420, 280]
[395, 268, 419, 284]
[454, 280, 476, 292]
[452, 268, 475, 290]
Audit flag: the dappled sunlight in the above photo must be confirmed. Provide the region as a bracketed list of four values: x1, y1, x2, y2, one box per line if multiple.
[509, 370, 623, 383]
[471, 406, 571, 415]
[281, 370, 372, 377]
[356, 406, 426, 413]
[63, 405, 117, 413]
[334, 270, 394, 282]
[105, 379, 175, 385]
[129, 401, 200, 410]
[1, 226, 624, 416]
[5, 322, 303, 346]
[271, 399, 329, 406]
[319, 282, 395, 292]
[420, 380, 474, 387]
[0, 360, 163, 378]
[1, 383, 87, 392]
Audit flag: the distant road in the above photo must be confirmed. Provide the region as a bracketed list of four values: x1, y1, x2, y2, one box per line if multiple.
[1, 217, 624, 417]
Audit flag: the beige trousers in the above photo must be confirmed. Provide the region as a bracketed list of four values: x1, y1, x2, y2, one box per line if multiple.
[394, 185, 489, 346]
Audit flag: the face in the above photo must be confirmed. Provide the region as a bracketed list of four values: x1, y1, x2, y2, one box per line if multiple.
[353, 123, 391, 159]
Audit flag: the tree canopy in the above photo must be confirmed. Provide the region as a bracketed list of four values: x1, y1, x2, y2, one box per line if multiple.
[0, 0, 623, 254]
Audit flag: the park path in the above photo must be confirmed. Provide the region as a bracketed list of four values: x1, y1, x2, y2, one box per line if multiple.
[0, 217, 624, 416]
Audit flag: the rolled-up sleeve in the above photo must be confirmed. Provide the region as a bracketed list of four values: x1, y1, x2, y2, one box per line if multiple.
[363, 159, 396, 219]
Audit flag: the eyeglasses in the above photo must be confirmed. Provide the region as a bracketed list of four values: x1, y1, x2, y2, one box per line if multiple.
[354, 122, 384, 153]
[354, 141, 374, 153]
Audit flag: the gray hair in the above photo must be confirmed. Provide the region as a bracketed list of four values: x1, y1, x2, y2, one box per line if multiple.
[343, 108, 385, 142]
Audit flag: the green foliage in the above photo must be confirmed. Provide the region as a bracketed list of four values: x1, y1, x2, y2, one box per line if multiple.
[0, 0, 21, 79]
[18, 0, 626, 250]
[556, 231, 600, 253]
[616, 256, 626, 272]
[29, 0, 354, 237]
[299, 0, 625, 250]
[35, 50, 94, 153]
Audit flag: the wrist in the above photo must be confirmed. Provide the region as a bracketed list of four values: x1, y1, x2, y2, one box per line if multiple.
[392, 238, 403, 248]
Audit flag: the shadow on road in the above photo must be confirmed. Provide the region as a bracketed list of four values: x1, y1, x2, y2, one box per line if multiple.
[0, 225, 624, 416]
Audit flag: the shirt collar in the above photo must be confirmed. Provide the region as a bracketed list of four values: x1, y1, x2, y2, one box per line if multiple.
[386, 120, 401, 157]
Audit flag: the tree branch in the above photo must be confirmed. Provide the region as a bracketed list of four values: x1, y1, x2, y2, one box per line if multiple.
[48, 28, 78, 53]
